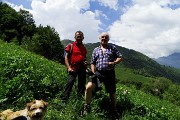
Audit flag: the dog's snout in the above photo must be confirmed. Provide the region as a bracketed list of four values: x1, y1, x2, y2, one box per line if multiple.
[36, 112, 42, 116]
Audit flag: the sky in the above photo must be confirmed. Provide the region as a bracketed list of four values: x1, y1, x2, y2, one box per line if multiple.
[1, 0, 180, 59]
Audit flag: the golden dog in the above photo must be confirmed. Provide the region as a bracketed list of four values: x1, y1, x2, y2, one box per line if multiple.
[0, 100, 48, 120]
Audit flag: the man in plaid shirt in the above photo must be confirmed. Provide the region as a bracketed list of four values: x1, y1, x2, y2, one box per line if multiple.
[82, 32, 122, 119]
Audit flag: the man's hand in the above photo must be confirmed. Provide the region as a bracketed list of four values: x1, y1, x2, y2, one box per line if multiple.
[84, 60, 87, 66]
[68, 67, 73, 72]
[108, 62, 115, 67]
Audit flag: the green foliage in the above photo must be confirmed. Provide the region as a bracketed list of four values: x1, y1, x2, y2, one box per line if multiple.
[0, 2, 20, 42]
[21, 25, 64, 63]
[17, 9, 36, 45]
[163, 84, 180, 106]
[0, 3, 36, 44]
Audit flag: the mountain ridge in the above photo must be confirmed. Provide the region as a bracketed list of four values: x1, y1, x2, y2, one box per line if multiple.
[155, 53, 180, 69]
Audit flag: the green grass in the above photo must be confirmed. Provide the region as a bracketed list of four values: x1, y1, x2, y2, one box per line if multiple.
[0, 40, 180, 120]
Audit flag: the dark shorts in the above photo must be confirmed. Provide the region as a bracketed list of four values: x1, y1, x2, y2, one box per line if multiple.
[88, 70, 116, 94]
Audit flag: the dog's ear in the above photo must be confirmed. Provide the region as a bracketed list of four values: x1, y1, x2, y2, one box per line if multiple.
[44, 102, 48, 107]
[41, 100, 48, 107]
[26, 100, 35, 110]
[26, 103, 31, 110]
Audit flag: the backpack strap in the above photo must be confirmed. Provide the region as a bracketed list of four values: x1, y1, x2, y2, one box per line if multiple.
[67, 43, 73, 65]
[69, 43, 73, 56]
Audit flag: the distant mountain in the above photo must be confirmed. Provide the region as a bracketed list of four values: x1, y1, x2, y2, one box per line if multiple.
[61, 39, 73, 47]
[155, 53, 180, 69]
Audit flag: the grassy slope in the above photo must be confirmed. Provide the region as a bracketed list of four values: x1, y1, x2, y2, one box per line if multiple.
[0, 40, 67, 108]
[0, 40, 180, 120]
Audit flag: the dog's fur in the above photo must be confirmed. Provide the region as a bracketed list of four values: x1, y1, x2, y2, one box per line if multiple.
[0, 100, 48, 120]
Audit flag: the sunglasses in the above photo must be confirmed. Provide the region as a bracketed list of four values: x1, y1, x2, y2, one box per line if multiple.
[76, 36, 82, 39]
[101, 36, 109, 39]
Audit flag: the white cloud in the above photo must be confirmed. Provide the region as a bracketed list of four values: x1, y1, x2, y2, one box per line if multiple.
[29, 0, 100, 43]
[94, 10, 108, 20]
[109, 0, 180, 58]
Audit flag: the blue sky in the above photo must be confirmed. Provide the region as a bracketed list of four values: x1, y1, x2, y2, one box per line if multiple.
[2, 0, 180, 59]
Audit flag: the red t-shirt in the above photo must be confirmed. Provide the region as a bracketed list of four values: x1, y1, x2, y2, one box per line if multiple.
[65, 41, 87, 70]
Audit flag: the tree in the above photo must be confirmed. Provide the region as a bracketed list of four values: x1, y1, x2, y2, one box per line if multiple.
[0, 2, 20, 42]
[22, 25, 64, 63]
[17, 9, 36, 45]
[0, 2, 36, 45]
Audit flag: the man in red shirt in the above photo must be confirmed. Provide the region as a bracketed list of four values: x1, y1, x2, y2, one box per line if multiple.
[61, 31, 87, 103]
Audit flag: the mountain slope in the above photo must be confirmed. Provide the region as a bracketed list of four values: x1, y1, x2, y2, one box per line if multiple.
[156, 53, 180, 69]
[113, 44, 180, 83]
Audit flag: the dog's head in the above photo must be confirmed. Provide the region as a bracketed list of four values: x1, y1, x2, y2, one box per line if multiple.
[26, 100, 48, 120]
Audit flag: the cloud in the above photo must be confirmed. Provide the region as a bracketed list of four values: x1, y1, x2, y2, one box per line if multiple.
[29, 0, 101, 43]
[94, 10, 108, 20]
[109, 0, 180, 58]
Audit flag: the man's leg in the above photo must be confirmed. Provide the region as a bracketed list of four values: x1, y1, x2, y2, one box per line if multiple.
[105, 70, 119, 119]
[82, 82, 96, 115]
[77, 67, 86, 95]
[62, 72, 77, 101]
[110, 93, 116, 110]
[110, 93, 119, 119]
[85, 82, 96, 104]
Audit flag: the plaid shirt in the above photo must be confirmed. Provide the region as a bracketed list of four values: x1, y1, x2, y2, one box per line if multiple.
[90, 44, 122, 71]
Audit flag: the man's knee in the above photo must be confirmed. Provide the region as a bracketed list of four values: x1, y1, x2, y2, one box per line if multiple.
[85, 82, 95, 92]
